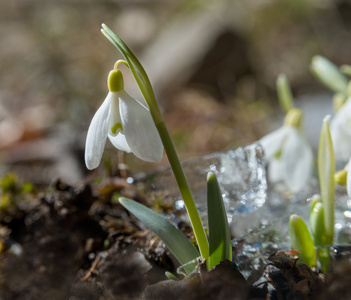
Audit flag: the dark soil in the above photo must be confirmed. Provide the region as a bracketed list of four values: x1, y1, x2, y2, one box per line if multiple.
[1, 177, 351, 300]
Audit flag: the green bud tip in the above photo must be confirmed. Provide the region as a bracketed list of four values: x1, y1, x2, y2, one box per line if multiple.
[107, 60, 129, 92]
[290, 214, 299, 224]
[333, 93, 347, 112]
[207, 171, 216, 181]
[108, 70, 124, 92]
[334, 169, 347, 186]
[284, 108, 303, 129]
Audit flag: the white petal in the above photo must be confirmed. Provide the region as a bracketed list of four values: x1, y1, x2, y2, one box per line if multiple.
[85, 94, 111, 170]
[331, 98, 351, 162]
[259, 126, 290, 159]
[119, 90, 163, 162]
[268, 159, 284, 183]
[282, 128, 313, 192]
[108, 133, 132, 153]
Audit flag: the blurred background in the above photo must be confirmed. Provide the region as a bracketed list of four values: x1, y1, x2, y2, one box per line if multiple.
[1, 0, 351, 186]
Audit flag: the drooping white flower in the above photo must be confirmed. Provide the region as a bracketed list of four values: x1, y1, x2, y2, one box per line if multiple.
[330, 97, 351, 162]
[85, 67, 163, 170]
[260, 108, 313, 192]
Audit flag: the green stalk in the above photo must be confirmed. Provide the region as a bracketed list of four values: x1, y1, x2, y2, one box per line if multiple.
[157, 122, 209, 260]
[276, 73, 294, 114]
[101, 24, 209, 260]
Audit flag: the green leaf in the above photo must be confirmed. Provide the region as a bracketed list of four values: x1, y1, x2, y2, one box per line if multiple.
[309, 197, 331, 273]
[289, 214, 315, 268]
[119, 197, 199, 275]
[309, 199, 328, 246]
[207, 171, 232, 269]
[318, 115, 335, 244]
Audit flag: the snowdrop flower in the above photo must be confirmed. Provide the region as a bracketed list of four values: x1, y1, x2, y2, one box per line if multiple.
[260, 108, 313, 192]
[330, 97, 351, 162]
[85, 62, 163, 170]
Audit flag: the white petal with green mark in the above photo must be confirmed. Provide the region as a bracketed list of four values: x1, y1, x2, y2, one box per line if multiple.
[108, 92, 123, 136]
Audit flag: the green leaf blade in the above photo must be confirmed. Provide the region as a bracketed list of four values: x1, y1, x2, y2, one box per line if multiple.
[119, 197, 199, 274]
[318, 116, 335, 243]
[289, 214, 315, 268]
[207, 171, 232, 269]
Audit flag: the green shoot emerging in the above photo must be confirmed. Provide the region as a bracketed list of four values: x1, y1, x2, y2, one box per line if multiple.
[207, 171, 232, 269]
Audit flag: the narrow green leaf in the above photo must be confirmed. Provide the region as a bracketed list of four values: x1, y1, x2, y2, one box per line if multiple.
[309, 201, 327, 246]
[289, 214, 315, 268]
[119, 197, 199, 275]
[318, 115, 335, 243]
[309, 196, 331, 273]
[207, 171, 232, 269]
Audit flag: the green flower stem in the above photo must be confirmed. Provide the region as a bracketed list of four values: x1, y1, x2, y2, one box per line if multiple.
[277, 73, 294, 114]
[101, 23, 209, 260]
[157, 122, 209, 260]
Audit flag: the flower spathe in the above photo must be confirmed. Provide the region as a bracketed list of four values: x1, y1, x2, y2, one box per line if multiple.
[259, 108, 313, 193]
[85, 66, 163, 170]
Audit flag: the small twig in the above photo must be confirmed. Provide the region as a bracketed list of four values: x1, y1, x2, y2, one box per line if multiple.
[81, 255, 101, 282]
